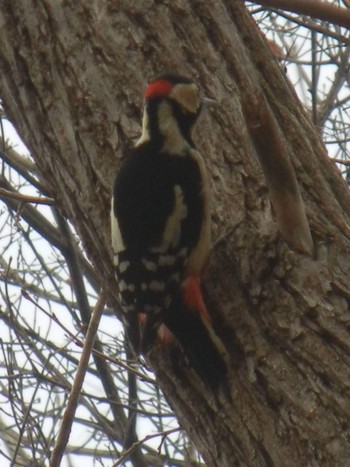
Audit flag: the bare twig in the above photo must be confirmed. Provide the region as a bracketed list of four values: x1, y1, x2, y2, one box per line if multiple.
[49, 288, 107, 467]
[268, 10, 350, 45]
[318, 47, 350, 127]
[0, 174, 100, 291]
[21, 289, 156, 383]
[0, 187, 55, 205]
[333, 158, 350, 167]
[112, 427, 180, 467]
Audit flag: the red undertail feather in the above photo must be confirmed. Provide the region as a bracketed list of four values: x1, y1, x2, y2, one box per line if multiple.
[162, 278, 227, 390]
[182, 276, 211, 322]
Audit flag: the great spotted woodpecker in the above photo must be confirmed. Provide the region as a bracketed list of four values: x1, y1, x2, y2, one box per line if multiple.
[111, 75, 226, 388]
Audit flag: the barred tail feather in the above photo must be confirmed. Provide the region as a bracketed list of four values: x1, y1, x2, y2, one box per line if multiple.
[123, 282, 227, 391]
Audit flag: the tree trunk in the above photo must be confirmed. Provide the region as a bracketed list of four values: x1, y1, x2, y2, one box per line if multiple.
[1, 1, 350, 465]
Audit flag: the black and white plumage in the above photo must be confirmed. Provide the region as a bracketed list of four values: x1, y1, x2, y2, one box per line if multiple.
[111, 75, 226, 388]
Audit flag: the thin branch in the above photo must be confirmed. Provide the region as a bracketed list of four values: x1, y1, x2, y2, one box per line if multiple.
[0, 145, 48, 195]
[49, 288, 107, 467]
[311, 29, 318, 126]
[0, 414, 31, 465]
[0, 255, 80, 308]
[11, 356, 51, 466]
[0, 174, 100, 292]
[112, 427, 181, 467]
[21, 290, 156, 383]
[0, 174, 68, 251]
[253, 0, 350, 29]
[0, 187, 55, 205]
[123, 347, 139, 451]
[333, 158, 350, 167]
[318, 47, 350, 127]
[269, 10, 350, 45]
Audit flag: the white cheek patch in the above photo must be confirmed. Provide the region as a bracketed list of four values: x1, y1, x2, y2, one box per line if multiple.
[157, 102, 188, 154]
[170, 83, 200, 114]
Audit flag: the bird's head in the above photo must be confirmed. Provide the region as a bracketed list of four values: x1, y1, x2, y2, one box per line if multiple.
[138, 75, 214, 150]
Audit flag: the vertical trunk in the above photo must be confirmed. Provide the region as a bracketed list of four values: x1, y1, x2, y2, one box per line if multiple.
[0, 1, 350, 465]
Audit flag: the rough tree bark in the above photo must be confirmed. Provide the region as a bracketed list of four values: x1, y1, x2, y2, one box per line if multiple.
[1, 1, 350, 465]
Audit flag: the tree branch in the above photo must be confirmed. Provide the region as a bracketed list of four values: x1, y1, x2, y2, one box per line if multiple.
[0, 187, 55, 205]
[0, 145, 48, 195]
[244, 92, 315, 255]
[334, 158, 350, 167]
[0, 174, 100, 292]
[253, 0, 350, 29]
[113, 427, 180, 467]
[50, 288, 107, 467]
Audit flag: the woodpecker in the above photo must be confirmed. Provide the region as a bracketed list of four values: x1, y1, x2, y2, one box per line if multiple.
[111, 75, 226, 388]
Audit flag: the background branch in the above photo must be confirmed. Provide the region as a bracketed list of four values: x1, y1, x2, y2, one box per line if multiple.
[253, 0, 350, 28]
[50, 289, 107, 467]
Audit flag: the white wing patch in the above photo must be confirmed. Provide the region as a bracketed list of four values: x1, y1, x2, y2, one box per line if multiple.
[170, 83, 200, 114]
[118, 261, 130, 273]
[142, 258, 158, 272]
[162, 185, 187, 250]
[111, 197, 125, 264]
[118, 280, 135, 292]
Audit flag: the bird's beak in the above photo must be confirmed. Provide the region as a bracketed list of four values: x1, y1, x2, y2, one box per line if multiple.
[202, 96, 217, 107]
